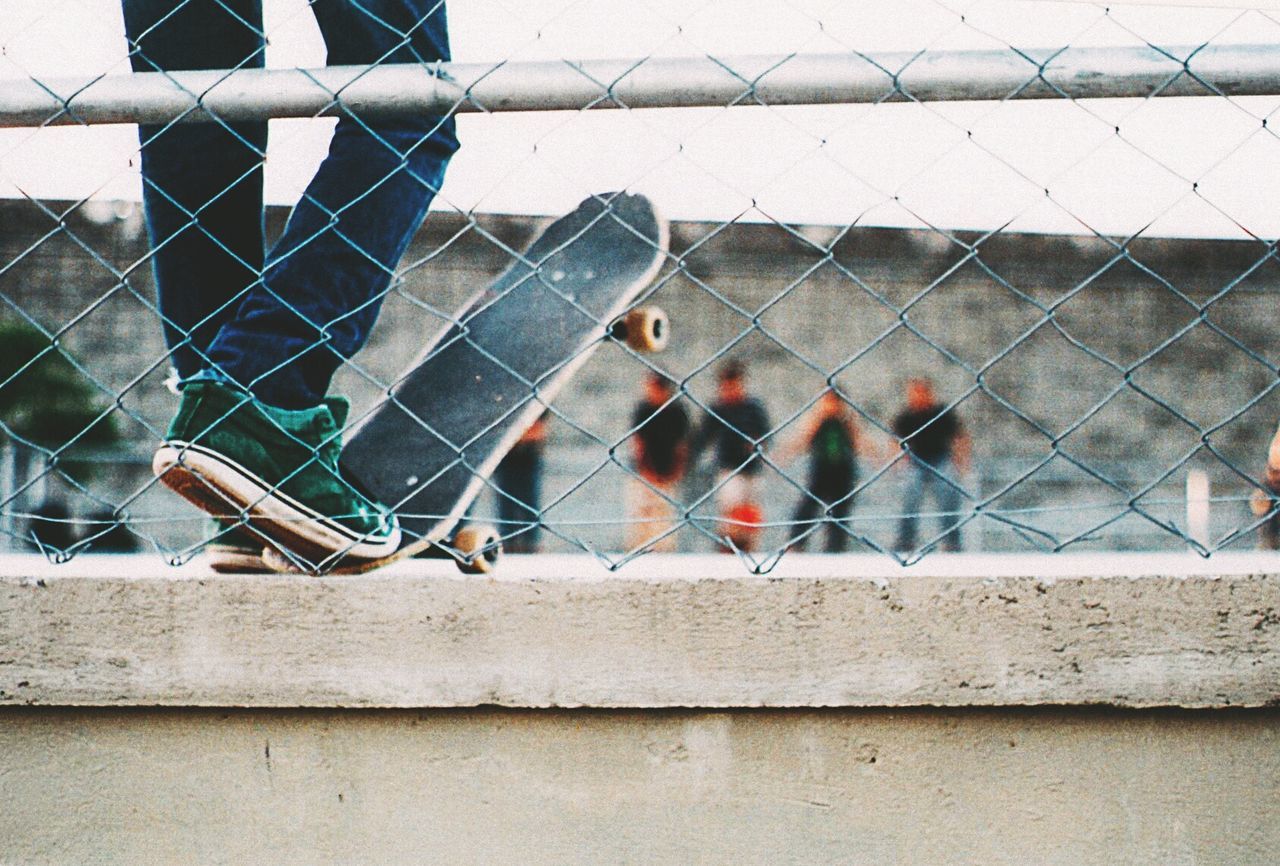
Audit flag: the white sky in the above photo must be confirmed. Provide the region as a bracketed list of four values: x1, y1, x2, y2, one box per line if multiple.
[1, 0, 1279, 238]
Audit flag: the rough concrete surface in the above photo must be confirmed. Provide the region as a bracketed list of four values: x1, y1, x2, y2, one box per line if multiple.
[0, 706, 1276, 866]
[2, 552, 1276, 708]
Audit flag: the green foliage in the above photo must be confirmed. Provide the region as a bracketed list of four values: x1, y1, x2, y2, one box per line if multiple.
[0, 320, 119, 451]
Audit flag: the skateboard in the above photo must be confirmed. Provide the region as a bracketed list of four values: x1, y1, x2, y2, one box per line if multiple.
[263, 191, 670, 574]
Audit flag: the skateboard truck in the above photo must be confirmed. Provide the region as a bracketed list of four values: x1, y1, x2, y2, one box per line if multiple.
[609, 306, 669, 353]
[260, 522, 503, 575]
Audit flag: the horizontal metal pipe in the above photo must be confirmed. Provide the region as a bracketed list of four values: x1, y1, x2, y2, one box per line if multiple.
[0, 43, 1277, 128]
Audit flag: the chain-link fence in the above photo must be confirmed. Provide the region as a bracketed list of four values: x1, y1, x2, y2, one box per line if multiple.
[2, 0, 1280, 572]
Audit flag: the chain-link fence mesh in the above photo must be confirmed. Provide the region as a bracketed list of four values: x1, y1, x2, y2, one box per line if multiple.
[3, 0, 1280, 572]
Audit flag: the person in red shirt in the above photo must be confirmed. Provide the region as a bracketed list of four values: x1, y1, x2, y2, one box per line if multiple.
[892, 378, 971, 552]
[627, 374, 691, 552]
[1250, 424, 1280, 549]
[691, 361, 772, 552]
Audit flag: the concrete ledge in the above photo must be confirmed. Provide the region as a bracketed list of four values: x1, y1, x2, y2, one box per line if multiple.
[1, 553, 1277, 709]
[3, 706, 1277, 865]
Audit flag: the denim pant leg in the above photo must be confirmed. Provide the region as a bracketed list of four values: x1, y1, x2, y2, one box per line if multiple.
[123, 0, 267, 381]
[931, 458, 964, 551]
[896, 463, 927, 550]
[206, 0, 461, 408]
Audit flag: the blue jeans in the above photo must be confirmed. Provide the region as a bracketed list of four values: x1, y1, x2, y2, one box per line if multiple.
[895, 456, 964, 552]
[124, 0, 459, 409]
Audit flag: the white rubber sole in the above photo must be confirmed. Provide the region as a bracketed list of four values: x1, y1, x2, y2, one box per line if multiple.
[153, 441, 401, 563]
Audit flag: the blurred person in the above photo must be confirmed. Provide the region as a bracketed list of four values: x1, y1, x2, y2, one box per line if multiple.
[627, 373, 691, 552]
[779, 389, 872, 553]
[493, 414, 548, 553]
[84, 509, 139, 553]
[892, 378, 971, 553]
[1249, 423, 1280, 549]
[127, 0, 459, 563]
[692, 361, 772, 552]
[27, 499, 76, 553]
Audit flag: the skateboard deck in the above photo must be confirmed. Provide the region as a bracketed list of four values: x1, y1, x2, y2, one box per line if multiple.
[268, 191, 668, 574]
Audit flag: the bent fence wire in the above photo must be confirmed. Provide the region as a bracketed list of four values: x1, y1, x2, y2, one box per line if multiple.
[2, 0, 1280, 571]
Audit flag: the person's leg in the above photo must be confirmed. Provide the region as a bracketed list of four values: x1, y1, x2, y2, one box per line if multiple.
[627, 477, 676, 552]
[825, 477, 856, 553]
[204, 0, 460, 408]
[933, 459, 964, 552]
[790, 485, 822, 552]
[522, 457, 543, 552]
[153, 1, 460, 564]
[624, 477, 647, 552]
[123, 0, 267, 379]
[127, 0, 277, 568]
[649, 478, 681, 553]
[494, 463, 537, 553]
[714, 470, 745, 553]
[493, 465, 520, 551]
[895, 462, 925, 551]
[733, 473, 763, 552]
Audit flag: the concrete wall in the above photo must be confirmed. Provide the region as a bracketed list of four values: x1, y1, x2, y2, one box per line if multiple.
[4, 552, 1277, 709]
[2, 198, 1278, 556]
[1, 553, 1277, 864]
[3, 706, 1276, 866]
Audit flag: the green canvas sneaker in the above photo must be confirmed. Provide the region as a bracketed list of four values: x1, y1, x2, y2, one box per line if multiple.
[153, 380, 400, 563]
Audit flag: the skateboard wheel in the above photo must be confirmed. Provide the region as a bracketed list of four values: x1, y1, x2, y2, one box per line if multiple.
[616, 306, 669, 353]
[452, 525, 502, 574]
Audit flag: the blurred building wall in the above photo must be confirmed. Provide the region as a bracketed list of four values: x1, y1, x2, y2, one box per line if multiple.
[2, 198, 1274, 553]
